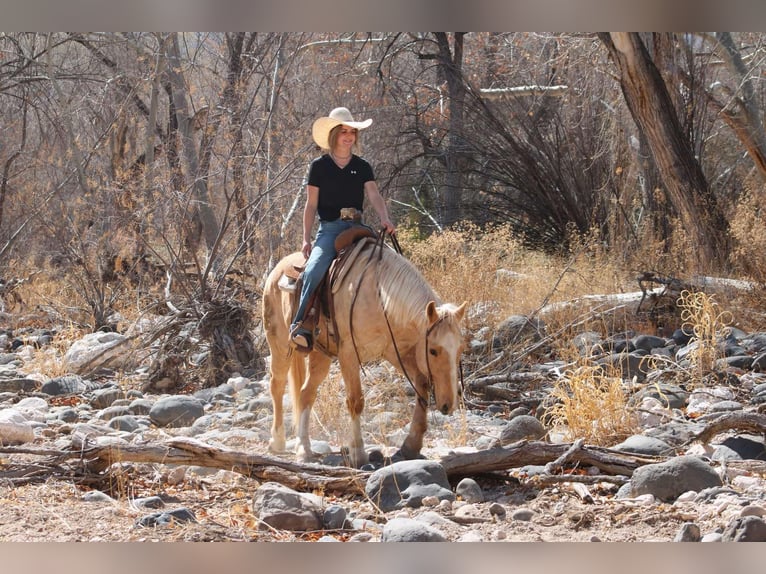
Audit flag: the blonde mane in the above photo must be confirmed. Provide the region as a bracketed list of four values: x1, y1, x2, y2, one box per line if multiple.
[375, 248, 440, 326]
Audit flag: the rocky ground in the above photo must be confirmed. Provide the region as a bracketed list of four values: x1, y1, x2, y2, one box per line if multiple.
[2, 297, 766, 543]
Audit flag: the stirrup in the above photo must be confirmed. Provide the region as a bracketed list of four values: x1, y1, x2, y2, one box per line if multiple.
[290, 324, 313, 351]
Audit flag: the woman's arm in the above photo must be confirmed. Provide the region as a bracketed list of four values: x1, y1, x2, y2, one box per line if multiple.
[364, 180, 395, 234]
[301, 185, 319, 258]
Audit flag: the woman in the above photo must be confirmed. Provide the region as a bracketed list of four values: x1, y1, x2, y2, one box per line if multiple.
[290, 106, 396, 350]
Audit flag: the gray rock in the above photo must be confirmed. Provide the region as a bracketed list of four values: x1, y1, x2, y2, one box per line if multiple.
[632, 335, 667, 352]
[492, 315, 545, 350]
[322, 504, 347, 530]
[630, 455, 722, 502]
[133, 496, 165, 509]
[107, 415, 142, 432]
[0, 353, 20, 365]
[751, 352, 766, 372]
[701, 532, 723, 542]
[612, 435, 674, 456]
[91, 387, 126, 409]
[632, 383, 688, 409]
[721, 516, 766, 542]
[488, 502, 506, 519]
[718, 356, 752, 370]
[596, 352, 650, 382]
[82, 490, 114, 503]
[365, 460, 454, 512]
[573, 331, 603, 356]
[719, 436, 766, 460]
[40, 375, 98, 396]
[497, 414, 546, 445]
[674, 522, 701, 542]
[148, 396, 204, 428]
[97, 405, 132, 421]
[128, 399, 153, 415]
[0, 378, 38, 393]
[252, 482, 323, 532]
[511, 508, 535, 521]
[136, 508, 196, 528]
[381, 517, 447, 542]
[455, 477, 484, 503]
[56, 408, 80, 423]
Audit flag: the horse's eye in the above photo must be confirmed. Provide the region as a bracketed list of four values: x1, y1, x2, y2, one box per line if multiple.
[429, 349, 438, 356]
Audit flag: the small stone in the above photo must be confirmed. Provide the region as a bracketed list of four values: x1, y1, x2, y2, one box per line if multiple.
[740, 505, 766, 518]
[458, 530, 484, 542]
[323, 504, 347, 530]
[348, 532, 375, 542]
[674, 522, 701, 542]
[488, 502, 507, 519]
[82, 490, 113, 503]
[701, 532, 723, 542]
[511, 508, 535, 521]
[455, 477, 484, 503]
[491, 529, 507, 541]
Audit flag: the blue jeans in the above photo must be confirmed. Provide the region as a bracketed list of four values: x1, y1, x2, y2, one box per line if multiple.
[291, 219, 355, 328]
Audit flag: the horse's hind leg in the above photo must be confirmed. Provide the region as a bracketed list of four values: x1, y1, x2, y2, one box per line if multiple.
[267, 348, 291, 454]
[295, 351, 331, 462]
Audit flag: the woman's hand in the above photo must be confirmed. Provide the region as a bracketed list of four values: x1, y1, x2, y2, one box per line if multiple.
[301, 241, 312, 259]
[380, 218, 396, 235]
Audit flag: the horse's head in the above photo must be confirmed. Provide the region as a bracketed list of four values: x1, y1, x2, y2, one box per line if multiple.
[424, 300, 467, 415]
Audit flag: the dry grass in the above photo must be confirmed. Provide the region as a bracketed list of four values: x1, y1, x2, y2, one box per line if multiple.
[5, 216, 764, 453]
[677, 289, 732, 385]
[541, 363, 639, 445]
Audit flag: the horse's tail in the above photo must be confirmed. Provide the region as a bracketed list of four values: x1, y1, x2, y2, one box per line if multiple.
[287, 349, 306, 429]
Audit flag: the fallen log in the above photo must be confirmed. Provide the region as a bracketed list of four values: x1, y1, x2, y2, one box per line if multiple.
[1, 437, 666, 493]
[688, 411, 766, 445]
[83, 437, 371, 495]
[439, 440, 665, 477]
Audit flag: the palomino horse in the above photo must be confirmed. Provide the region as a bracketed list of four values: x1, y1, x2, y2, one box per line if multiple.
[262, 239, 467, 467]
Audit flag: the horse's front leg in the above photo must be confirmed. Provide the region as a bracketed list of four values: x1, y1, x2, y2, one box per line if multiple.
[397, 356, 430, 460]
[295, 351, 332, 462]
[338, 346, 368, 467]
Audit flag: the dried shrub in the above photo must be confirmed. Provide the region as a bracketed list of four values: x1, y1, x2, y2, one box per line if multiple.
[542, 364, 638, 445]
[677, 289, 732, 384]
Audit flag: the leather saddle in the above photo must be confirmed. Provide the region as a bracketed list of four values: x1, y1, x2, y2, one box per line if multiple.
[279, 225, 379, 352]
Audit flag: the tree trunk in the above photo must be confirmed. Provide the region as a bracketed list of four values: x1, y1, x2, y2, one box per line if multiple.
[709, 32, 766, 180]
[434, 32, 468, 228]
[165, 33, 221, 259]
[600, 32, 728, 267]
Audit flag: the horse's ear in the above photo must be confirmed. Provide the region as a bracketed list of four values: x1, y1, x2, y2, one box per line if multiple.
[455, 301, 468, 322]
[426, 300, 439, 325]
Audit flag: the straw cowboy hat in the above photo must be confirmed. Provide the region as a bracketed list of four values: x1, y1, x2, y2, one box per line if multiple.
[311, 107, 373, 150]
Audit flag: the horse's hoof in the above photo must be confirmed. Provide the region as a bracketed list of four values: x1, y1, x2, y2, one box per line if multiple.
[340, 446, 368, 468]
[296, 447, 320, 463]
[389, 447, 426, 463]
[368, 449, 385, 466]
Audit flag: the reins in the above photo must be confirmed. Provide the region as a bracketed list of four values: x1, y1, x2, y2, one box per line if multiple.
[347, 228, 429, 408]
[343, 227, 464, 411]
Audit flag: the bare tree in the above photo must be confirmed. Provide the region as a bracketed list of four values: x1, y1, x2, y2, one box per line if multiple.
[599, 32, 728, 267]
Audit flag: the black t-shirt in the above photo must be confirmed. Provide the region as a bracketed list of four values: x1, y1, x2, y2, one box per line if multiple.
[307, 154, 375, 221]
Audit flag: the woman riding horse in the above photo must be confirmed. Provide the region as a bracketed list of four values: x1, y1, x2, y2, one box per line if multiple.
[290, 106, 396, 351]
